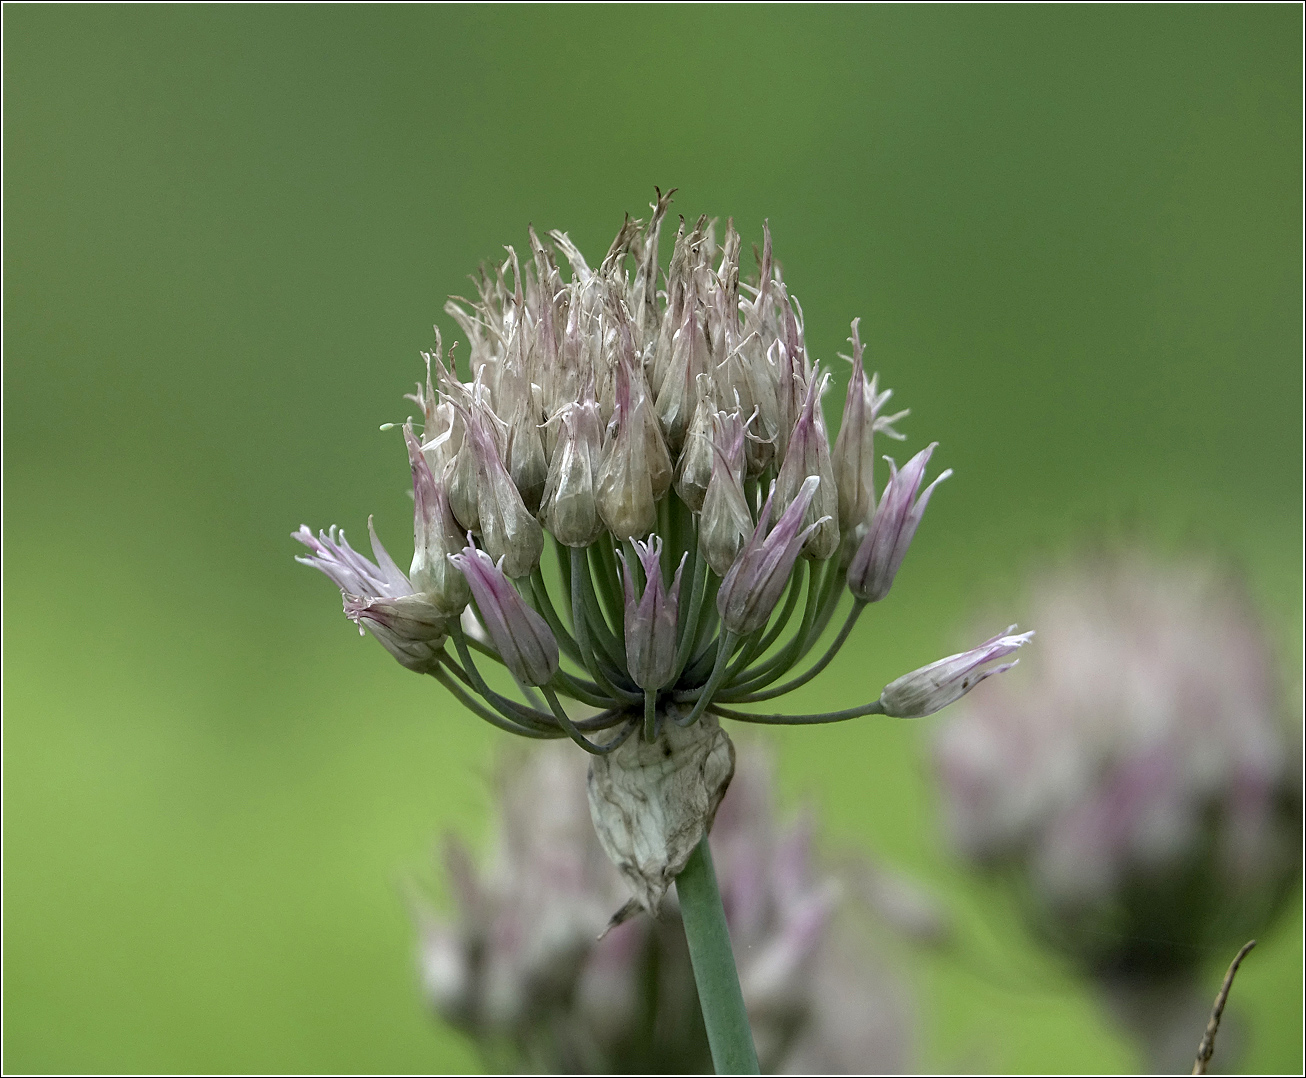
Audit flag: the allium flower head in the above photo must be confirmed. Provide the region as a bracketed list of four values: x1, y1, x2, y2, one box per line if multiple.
[294, 190, 1024, 901]
[934, 554, 1300, 976]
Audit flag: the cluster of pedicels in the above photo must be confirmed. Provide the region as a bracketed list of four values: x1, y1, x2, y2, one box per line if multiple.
[295, 191, 1031, 908]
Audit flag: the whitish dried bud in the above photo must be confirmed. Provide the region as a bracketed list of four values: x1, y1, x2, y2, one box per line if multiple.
[774, 370, 840, 560]
[595, 337, 665, 540]
[673, 375, 716, 511]
[698, 410, 754, 577]
[619, 536, 687, 690]
[464, 408, 544, 578]
[404, 423, 471, 615]
[655, 292, 707, 456]
[539, 395, 605, 547]
[504, 395, 548, 515]
[831, 319, 909, 533]
[879, 626, 1033, 718]
[587, 714, 736, 913]
[449, 540, 559, 686]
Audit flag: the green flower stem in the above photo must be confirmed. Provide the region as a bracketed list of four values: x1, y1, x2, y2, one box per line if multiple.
[748, 558, 808, 660]
[451, 629, 561, 731]
[528, 568, 583, 663]
[676, 836, 760, 1075]
[708, 698, 887, 725]
[644, 689, 657, 743]
[672, 554, 709, 681]
[570, 548, 640, 703]
[675, 631, 737, 723]
[540, 685, 636, 755]
[429, 663, 563, 740]
[721, 600, 866, 703]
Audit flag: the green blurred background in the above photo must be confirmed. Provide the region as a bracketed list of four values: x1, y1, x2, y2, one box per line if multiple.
[4, 5, 1301, 1073]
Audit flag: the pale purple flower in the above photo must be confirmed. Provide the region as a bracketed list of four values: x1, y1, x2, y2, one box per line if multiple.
[618, 536, 687, 690]
[293, 520, 450, 672]
[878, 625, 1033, 718]
[448, 539, 559, 686]
[847, 442, 951, 603]
[933, 555, 1301, 980]
[717, 475, 827, 635]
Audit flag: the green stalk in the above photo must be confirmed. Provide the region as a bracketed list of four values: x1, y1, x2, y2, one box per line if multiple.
[675, 836, 759, 1075]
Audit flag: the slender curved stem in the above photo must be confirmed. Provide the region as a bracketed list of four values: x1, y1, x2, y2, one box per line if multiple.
[676, 836, 759, 1074]
[708, 698, 887, 725]
[428, 665, 563, 740]
[451, 629, 559, 731]
[570, 548, 641, 703]
[541, 686, 639, 755]
[644, 689, 657, 743]
[528, 567, 583, 663]
[721, 600, 866, 702]
[674, 631, 737, 724]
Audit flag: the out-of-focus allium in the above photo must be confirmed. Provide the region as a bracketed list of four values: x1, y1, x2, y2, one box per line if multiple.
[933, 554, 1301, 1069]
[416, 743, 926, 1074]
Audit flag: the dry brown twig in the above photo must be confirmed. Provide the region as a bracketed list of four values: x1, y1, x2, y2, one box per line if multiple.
[1191, 940, 1257, 1075]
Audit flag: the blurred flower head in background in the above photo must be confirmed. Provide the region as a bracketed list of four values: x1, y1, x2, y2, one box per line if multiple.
[934, 552, 1301, 978]
[416, 742, 942, 1074]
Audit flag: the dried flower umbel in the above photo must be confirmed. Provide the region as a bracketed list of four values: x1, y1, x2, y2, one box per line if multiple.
[295, 192, 1027, 1071]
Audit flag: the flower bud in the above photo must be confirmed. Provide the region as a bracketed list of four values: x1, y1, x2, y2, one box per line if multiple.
[879, 626, 1033, 718]
[831, 319, 908, 533]
[405, 422, 471, 615]
[774, 371, 840, 560]
[464, 408, 544, 578]
[655, 294, 707, 456]
[343, 592, 452, 673]
[673, 375, 716, 511]
[596, 335, 669, 540]
[718, 475, 827, 635]
[505, 394, 548, 515]
[449, 540, 559, 686]
[618, 536, 687, 690]
[539, 395, 605, 548]
[847, 443, 951, 603]
[294, 519, 451, 673]
[698, 410, 754, 577]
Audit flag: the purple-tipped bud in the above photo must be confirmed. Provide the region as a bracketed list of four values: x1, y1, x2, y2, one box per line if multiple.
[618, 536, 688, 690]
[879, 626, 1034, 718]
[294, 519, 450, 673]
[449, 540, 559, 686]
[405, 423, 471, 615]
[774, 370, 840, 560]
[718, 475, 828, 635]
[463, 408, 544, 578]
[847, 443, 951, 603]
